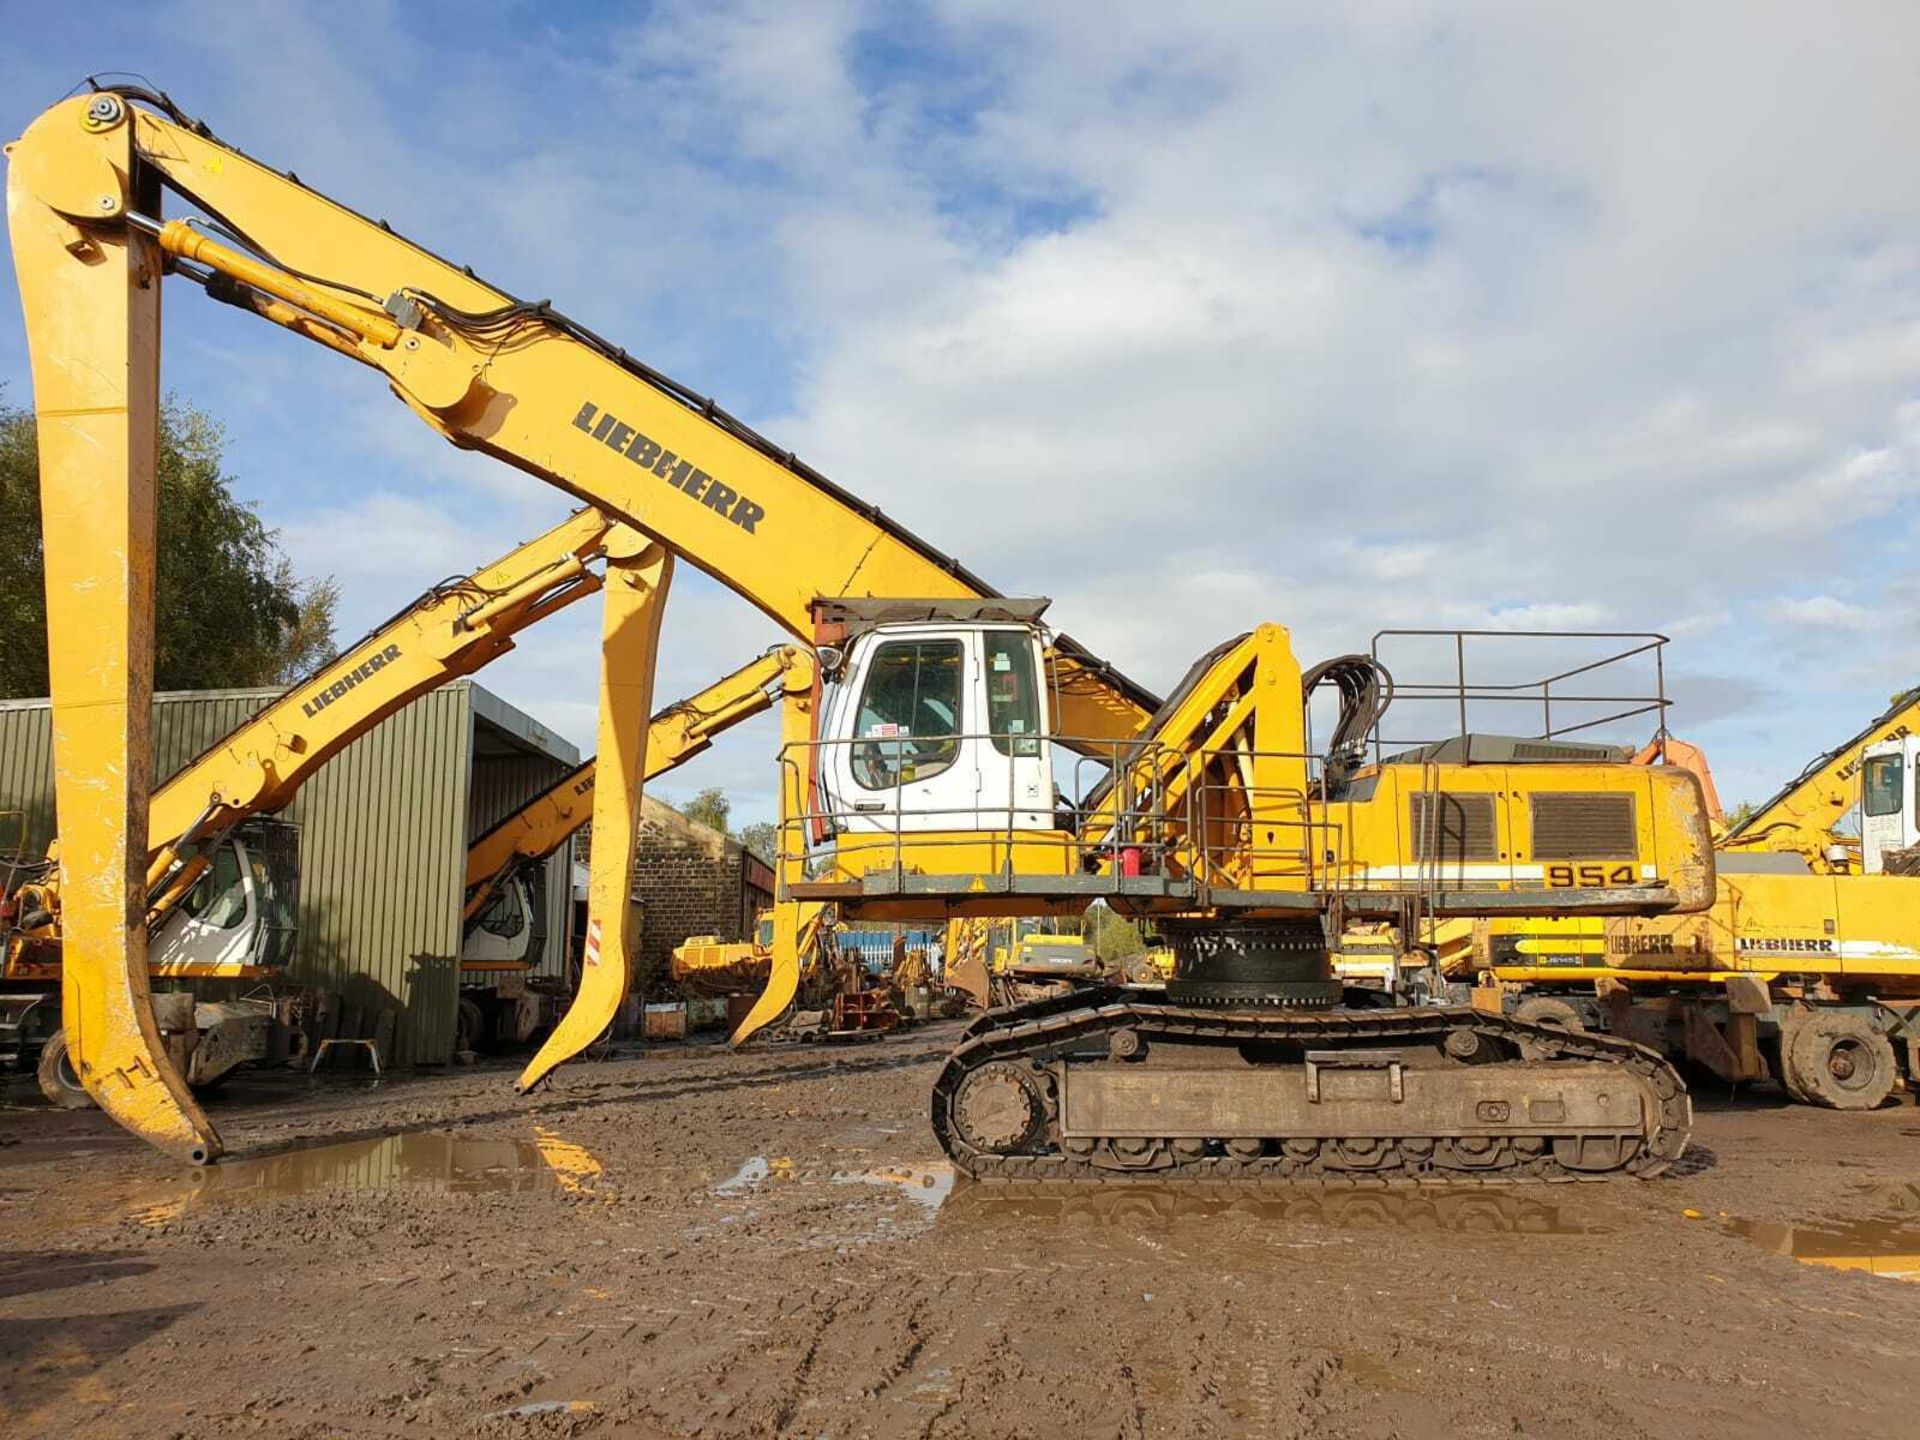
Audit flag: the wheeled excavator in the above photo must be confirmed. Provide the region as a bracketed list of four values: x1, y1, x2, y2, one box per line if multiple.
[1, 504, 668, 1100]
[1464, 690, 1920, 1110]
[8, 84, 1716, 1181]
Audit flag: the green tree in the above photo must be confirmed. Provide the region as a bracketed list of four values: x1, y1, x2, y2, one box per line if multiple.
[737, 820, 777, 863]
[1086, 904, 1146, 963]
[1725, 800, 1757, 829]
[683, 785, 731, 835]
[0, 397, 337, 698]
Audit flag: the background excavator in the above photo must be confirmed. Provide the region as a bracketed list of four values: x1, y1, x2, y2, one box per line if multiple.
[1456, 687, 1920, 1111]
[1, 505, 658, 1102]
[458, 644, 816, 1048]
[5, 495, 807, 1103]
[8, 84, 1715, 1182]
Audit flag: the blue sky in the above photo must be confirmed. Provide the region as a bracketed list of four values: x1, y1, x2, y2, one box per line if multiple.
[5, 2, 1920, 824]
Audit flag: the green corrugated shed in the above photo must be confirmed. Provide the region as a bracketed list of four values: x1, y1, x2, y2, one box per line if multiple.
[0, 680, 578, 1066]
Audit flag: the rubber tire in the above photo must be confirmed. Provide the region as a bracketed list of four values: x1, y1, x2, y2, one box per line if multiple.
[1512, 996, 1586, 1032]
[455, 997, 487, 1054]
[1774, 1009, 1813, 1103]
[1785, 1013, 1897, 1111]
[36, 1029, 95, 1110]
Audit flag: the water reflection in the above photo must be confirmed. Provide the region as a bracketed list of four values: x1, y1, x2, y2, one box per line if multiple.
[1721, 1184, 1920, 1282]
[130, 1128, 608, 1224]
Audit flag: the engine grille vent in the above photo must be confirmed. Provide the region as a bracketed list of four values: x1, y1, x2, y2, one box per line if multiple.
[1531, 793, 1637, 860]
[1511, 741, 1624, 762]
[1410, 794, 1498, 863]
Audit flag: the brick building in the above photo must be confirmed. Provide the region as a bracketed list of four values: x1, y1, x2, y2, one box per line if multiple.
[582, 794, 774, 997]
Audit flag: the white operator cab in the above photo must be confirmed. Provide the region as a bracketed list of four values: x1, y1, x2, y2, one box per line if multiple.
[815, 600, 1056, 837]
[461, 869, 544, 972]
[149, 819, 301, 976]
[1860, 734, 1920, 872]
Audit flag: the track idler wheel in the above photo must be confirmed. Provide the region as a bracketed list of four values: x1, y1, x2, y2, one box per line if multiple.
[950, 1062, 1044, 1154]
[1511, 996, 1587, 1060]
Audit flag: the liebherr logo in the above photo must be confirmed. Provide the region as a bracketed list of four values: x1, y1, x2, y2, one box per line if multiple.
[1837, 723, 1912, 783]
[1736, 936, 1836, 954]
[301, 644, 403, 718]
[571, 401, 766, 534]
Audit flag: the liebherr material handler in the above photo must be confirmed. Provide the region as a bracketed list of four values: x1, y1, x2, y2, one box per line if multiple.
[2, 505, 670, 1097]
[8, 84, 1714, 1179]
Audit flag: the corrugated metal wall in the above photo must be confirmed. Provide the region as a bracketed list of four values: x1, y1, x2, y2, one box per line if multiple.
[0, 682, 576, 1067]
[0, 689, 273, 857]
[290, 689, 472, 1066]
[467, 751, 576, 982]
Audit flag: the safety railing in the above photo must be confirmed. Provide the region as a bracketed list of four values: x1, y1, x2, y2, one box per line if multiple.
[1365, 629, 1670, 764]
[770, 728, 1375, 910]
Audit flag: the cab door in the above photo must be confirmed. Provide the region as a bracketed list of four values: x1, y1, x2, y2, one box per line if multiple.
[1859, 743, 1909, 873]
[828, 629, 983, 834]
[977, 628, 1052, 832]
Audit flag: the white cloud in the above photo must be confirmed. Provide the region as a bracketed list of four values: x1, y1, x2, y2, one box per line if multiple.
[9, 1, 1920, 819]
[1761, 595, 1874, 631]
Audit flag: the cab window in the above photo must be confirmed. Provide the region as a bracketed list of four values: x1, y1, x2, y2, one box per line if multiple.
[985, 631, 1041, 757]
[477, 885, 526, 939]
[180, 844, 248, 930]
[852, 639, 963, 790]
[1864, 753, 1904, 817]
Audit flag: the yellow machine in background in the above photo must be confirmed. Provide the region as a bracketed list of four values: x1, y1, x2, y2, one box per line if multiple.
[2, 507, 662, 1105]
[1464, 694, 1920, 1110]
[456, 645, 815, 1049]
[8, 85, 1715, 1181]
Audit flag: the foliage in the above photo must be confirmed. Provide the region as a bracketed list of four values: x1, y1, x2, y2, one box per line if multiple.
[1725, 800, 1757, 829]
[1086, 904, 1146, 962]
[737, 820, 777, 863]
[682, 785, 731, 836]
[0, 397, 337, 698]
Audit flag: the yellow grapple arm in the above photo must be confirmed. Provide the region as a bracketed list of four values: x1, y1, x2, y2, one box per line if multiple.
[462, 644, 816, 923]
[5, 88, 1160, 1157]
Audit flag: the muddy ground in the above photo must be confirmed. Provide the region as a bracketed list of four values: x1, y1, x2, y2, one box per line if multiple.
[4, 1023, 1918, 1439]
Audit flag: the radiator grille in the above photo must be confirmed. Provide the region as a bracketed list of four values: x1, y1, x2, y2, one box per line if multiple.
[1410, 794, 1498, 863]
[1511, 741, 1624, 762]
[1531, 793, 1637, 860]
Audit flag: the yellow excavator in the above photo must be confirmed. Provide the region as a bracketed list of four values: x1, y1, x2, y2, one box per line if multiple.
[8, 84, 1715, 1181]
[1, 505, 658, 1103]
[4, 493, 806, 1099]
[1465, 691, 1920, 1110]
[1717, 687, 1920, 872]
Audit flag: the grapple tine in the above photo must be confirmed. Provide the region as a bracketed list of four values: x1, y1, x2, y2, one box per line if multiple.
[10, 97, 220, 1163]
[516, 544, 670, 1092]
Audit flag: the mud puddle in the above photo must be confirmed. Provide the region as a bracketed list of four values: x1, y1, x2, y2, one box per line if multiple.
[834, 1162, 955, 1210]
[128, 1126, 605, 1224]
[714, 1154, 796, 1194]
[1719, 1184, 1920, 1282]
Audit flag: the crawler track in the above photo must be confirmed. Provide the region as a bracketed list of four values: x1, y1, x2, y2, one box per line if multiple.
[932, 990, 1690, 1184]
